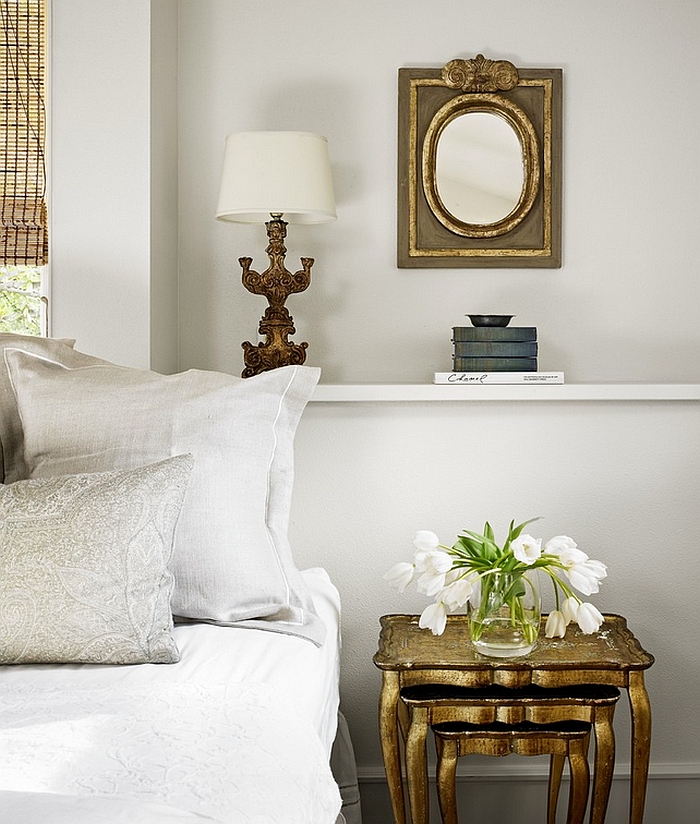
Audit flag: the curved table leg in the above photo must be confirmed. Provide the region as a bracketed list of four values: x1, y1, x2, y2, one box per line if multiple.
[590, 704, 616, 824]
[405, 706, 430, 824]
[547, 754, 565, 824]
[568, 736, 592, 824]
[436, 737, 460, 824]
[379, 671, 406, 824]
[627, 671, 652, 824]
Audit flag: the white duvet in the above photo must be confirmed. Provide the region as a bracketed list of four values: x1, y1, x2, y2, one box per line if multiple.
[0, 568, 342, 824]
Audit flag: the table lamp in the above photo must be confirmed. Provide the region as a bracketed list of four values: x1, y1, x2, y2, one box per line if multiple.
[216, 131, 336, 377]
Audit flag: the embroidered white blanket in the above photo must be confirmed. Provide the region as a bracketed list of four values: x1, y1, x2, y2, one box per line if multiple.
[0, 681, 341, 823]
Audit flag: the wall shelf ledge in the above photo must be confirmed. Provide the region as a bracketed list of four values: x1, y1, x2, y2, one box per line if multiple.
[310, 383, 700, 403]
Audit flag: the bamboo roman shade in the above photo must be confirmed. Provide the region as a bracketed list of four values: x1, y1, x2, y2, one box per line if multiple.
[0, 0, 47, 266]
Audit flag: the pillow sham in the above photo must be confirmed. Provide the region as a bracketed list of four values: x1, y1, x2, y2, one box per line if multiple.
[5, 350, 324, 645]
[0, 333, 106, 483]
[0, 454, 193, 665]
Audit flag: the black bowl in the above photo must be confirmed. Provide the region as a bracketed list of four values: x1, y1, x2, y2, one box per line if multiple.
[467, 314, 514, 327]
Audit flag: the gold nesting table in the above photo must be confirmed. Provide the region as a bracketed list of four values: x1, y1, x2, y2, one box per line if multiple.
[432, 717, 594, 824]
[374, 613, 654, 824]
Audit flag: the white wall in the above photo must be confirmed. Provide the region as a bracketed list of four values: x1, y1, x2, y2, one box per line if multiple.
[290, 397, 700, 823]
[50, 0, 178, 370]
[178, 0, 700, 384]
[50, 1, 700, 821]
[149, 0, 179, 374]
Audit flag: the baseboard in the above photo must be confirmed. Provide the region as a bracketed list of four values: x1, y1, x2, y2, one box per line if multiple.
[357, 760, 700, 782]
[357, 763, 700, 824]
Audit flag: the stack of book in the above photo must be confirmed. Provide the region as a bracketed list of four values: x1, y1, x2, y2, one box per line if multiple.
[434, 325, 564, 384]
[451, 324, 539, 372]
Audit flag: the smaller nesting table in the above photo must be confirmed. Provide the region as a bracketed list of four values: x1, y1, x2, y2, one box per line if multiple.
[433, 718, 593, 824]
[373, 613, 654, 824]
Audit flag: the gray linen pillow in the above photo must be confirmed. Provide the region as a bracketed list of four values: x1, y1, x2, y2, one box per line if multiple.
[5, 350, 324, 644]
[0, 454, 193, 665]
[0, 333, 106, 483]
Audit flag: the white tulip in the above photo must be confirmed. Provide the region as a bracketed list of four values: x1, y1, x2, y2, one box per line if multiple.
[418, 601, 448, 635]
[417, 570, 449, 597]
[582, 558, 608, 581]
[565, 559, 607, 596]
[415, 549, 453, 596]
[545, 610, 567, 638]
[576, 602, 605, 634]
[413, 530, 440, 553]
[441, 575, 474, 610]
[511, 534, 542, 565]
[383, 562, 415, 593]
[551, 545, 589, 567]
[561, 596, 579, 625]
[543, 535, 579, 555]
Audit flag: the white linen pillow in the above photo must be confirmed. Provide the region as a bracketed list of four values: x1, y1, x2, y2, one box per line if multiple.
[5, 350, 324, 644]
[0, 454, 193, 665]
[0, 333, 107, 484]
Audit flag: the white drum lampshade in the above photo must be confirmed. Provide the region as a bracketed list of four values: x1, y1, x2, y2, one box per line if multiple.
[216, 131, 336, 224]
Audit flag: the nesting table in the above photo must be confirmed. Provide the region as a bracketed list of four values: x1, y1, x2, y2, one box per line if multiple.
[374, 613, 654, 824]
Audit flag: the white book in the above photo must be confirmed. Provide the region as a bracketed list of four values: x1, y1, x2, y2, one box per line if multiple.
[434, 372, 565, 385]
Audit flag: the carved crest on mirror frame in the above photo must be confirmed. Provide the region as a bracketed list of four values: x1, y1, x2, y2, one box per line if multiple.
[441, 55, 519, 93]
[397, 54, 562, 268]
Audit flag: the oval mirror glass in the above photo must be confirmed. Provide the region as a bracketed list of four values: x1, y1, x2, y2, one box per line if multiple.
[436, 112, 524, 225]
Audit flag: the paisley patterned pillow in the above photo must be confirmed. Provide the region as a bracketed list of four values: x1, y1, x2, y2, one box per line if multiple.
[0, 454, 193, 665]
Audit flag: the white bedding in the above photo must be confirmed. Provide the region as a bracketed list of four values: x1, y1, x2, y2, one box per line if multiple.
[0, 568, 342, 824]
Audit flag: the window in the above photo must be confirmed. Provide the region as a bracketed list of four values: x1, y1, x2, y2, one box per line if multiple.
[0, 0, 48, 336]
[0, 263, 44, 334]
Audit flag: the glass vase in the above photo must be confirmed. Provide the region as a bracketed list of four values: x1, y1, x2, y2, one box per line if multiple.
[468, 570, 540, 657]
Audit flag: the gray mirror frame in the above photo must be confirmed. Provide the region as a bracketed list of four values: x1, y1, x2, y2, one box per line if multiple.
[398, 55, 562, 268]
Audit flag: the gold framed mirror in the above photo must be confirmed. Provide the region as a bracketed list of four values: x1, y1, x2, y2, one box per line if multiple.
[398, 54, 562, 268]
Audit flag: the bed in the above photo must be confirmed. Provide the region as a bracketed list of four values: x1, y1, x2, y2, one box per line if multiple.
[0, 333, 358, 824]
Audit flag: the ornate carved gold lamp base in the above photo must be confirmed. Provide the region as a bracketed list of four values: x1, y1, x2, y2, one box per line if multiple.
[239, 215, 313, 378]
[215, 132, 336, 377]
